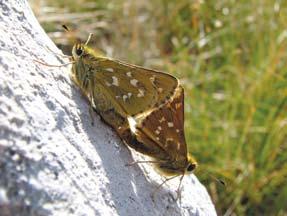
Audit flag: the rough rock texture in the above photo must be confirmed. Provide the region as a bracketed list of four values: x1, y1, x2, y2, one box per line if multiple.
[0, 1, 217, 215]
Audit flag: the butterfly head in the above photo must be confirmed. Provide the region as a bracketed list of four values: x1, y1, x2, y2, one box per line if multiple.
[186, 154, 197, 173]
[72, 33, 98, 61]
[70, 43, 94, 95]
[72, 43, 85, 60]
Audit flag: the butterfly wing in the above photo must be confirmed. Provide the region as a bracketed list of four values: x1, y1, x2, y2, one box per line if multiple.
[94, 58, 179, 116]
[135, 86, 188, 162]
[72, 45, 178, 132]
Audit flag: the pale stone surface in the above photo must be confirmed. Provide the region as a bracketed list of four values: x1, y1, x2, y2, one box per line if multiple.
[0, 0, 217, 215]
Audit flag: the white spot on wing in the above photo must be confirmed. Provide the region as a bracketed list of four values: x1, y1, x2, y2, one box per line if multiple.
[166, 138, 175, 147]
[167, 138, 174, 142]
[112, 76, 119, 86]
[155, 130, 160, 135]
[123, 95, 128, 102]
[176, 129, 180, 133]
[159, 117, 166, 123]
[128, 92, 132, 98]
[130, 79, 138, 87]
[157, 126, 162, 130]
[158, 88, 163, 93]
[167, 122, 174, 127]
[150, 76, 156, 83]
[175, 103, 182, 109]
[128, 116, 137, 133]
[106, 68, 114, 72]
[105, 81, 111, 87]
[137, 89, 145, 97]
[126, 72, 132, 77]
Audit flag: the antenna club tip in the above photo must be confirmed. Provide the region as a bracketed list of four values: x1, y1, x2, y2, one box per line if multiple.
[219, 179, 226, 186]
[62, 24, 70, 32]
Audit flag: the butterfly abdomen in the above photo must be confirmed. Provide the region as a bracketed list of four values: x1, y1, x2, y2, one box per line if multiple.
[120, 128, 162, 156]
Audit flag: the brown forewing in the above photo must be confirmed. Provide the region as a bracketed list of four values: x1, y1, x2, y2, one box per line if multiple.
[136, 86, 188, 162]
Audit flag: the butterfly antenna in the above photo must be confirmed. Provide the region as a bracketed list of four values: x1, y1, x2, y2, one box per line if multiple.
[196, 168, 226, 186]
[206, 171, 226, 186]
[216, 177, 226, 186]
[34, 59, 75, 67]
[85, 33, 93, 46]
[62, 24, 70, 32]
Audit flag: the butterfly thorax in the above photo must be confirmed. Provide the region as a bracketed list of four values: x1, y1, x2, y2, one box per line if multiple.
[154, 153, 197, 176]
[70, 44, 103, 98]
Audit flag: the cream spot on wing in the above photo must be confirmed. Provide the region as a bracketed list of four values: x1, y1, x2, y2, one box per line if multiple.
[158, 88, 163, 93]
[167, 122, 174, 127]
[155, 130, 160, 135]
[176, 129, 180, 133]
[175, 103, 182, 109]
[112, 76, 119, 86]
[137, 89, 145, 97]
[156, 137, 160, 141]
[105, 81, 111, 87]
[157, 126, 162, 130]
[115, 95, 120, 99]
[128, 92, 132, 98]
[123, 95, 128, 102]
[159, 117, 166, 123]
[150, 75, 156, 83]
[106, 68, 114, 72]
[176, 142, 180, 150]
[130, 79, 138, 87]
[166, 138, 174, 142]
[128, 116, 137, 133]
[126, 72, 132, 77]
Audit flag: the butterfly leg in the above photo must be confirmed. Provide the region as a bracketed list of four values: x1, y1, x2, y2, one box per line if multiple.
[34, 59, 74, 67]
[151, 175, 179, 202]
[175, 173, 185, 203]
[125, 160, 163, 167]
[88, 105, 95, 126]
[44, 46, 72, 58]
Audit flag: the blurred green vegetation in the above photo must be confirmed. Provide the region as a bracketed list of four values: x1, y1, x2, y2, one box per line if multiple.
[30, 0, 287, 215]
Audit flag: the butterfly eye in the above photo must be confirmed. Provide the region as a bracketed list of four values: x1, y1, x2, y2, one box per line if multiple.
[187, 163, 196, 172]
[76, 48, 83, 56]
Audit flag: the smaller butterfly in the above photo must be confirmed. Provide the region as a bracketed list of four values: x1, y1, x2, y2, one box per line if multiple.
[122, 85, 197, 198]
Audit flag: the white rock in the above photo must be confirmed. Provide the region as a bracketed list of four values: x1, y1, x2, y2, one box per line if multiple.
[0, 1, 217, 215]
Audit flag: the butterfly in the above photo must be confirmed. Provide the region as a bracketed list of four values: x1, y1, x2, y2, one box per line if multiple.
[70, 35, 179, 133]
[122, 85, 197, 197]
[35, 31, 197, 199]
[70, 39, 198, 197]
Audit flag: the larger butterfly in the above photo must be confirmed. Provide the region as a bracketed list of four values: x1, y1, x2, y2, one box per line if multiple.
[36, 33, 197, 198]
[70, 37, 179, 133]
